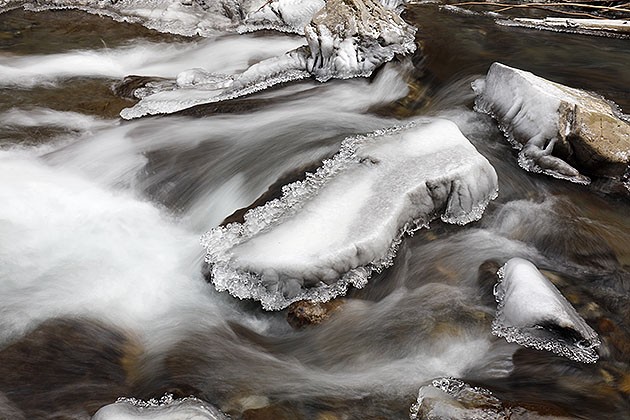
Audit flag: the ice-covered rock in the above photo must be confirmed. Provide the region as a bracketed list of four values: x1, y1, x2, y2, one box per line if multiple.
[410, 378, 506, 420]
[201, 119, 498, 310]
[410, 377, 574, 420]
[119, 0, 417, 118]
[92, 394, 228, 420]
[304, 0, 416, 81]
[240, 0, 325, 34]
[493, 258, 600, 363]
[473, 62, 630, 183]
[0, 0, 239, 36]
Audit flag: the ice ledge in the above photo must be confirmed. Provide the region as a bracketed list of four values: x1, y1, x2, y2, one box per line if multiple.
[201, 119, 498, 310]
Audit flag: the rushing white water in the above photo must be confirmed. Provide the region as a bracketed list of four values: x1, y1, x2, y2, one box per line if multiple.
[0, 34, 304, 88]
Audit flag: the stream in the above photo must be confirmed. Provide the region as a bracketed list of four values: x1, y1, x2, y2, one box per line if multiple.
[1, 3, 629, 419]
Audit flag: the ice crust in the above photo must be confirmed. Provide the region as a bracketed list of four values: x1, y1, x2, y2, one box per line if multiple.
[473, 62, 593, 184]
[201, 119, 499, 310]
[92, 394, 228, 420]
[493, 258, 600, 363]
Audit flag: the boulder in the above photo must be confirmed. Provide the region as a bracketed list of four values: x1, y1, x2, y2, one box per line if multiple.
[493, 258, 600, 363]
[473, 62, 630, 183]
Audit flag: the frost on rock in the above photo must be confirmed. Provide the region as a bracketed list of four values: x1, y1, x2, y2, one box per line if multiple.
[473, 62, 630, 183]
[92, 394, 228, 420]
[201, 119, 498, 310]
[493, 258, 600, 363]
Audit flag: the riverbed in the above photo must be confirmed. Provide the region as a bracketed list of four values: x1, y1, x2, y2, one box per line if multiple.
[0, 3, 629, 419]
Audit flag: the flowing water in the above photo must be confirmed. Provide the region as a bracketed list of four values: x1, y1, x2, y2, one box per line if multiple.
[1, 4, 629, 420]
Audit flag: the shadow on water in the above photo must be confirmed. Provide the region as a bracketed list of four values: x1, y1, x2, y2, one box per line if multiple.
[0, 4, 629, 420]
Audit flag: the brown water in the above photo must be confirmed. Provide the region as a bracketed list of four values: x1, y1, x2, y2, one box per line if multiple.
[0, 5, 629, 420]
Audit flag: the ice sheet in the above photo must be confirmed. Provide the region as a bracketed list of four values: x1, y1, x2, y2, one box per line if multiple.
[493, 258, 600, 363]
[202, 119, 498, 310]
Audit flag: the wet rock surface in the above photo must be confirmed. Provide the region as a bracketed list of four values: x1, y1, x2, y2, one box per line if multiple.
[286, 299, 345, 328]
[0, 318, 141, 419]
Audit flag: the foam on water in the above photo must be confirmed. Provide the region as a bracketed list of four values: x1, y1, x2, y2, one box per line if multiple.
[202, 119, 499, 310]
[0, 149, 226, 344]
[492, 258, 600, 363]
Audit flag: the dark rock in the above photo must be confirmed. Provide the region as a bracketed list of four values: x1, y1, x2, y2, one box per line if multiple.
[286, 299, 345, 329]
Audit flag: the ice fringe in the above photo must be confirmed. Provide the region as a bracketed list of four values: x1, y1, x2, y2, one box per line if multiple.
[493, 258, 600, 363]
[201, 119, 499, 310]
[92, 394, 228, 420]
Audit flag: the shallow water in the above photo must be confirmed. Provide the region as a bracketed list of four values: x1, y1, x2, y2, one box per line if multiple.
[0, 5, 629, 420]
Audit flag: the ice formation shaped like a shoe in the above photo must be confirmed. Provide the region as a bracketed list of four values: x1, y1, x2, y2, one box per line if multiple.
[493, 258, 600, 363]
[92, 394, 228, 420]
[119, 0, 417, 118]
[473, 62, 630, 184]
[201, 119, 499, 310]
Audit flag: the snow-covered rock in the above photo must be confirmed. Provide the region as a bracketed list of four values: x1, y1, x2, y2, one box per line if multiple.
[473, 62, 630, 183]
[92, 395, 228, 420]
[493, 258, 600, 363]
[202, 119, 498, 310]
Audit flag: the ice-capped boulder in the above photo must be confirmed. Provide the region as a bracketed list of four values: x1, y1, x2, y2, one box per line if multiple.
[304, 0, 416, 81]
[493, 258, 600, 363]
[473, 62, 630, 184]
[92, 395, 228, 420]
[201, 119, 498, 310]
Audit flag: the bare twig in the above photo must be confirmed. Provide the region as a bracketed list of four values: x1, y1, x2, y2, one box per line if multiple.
[255, 0, 274, 13]
[455, 1, 630, 15]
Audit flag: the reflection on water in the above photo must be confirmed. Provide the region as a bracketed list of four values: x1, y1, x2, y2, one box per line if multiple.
[0, 5, 629, 420]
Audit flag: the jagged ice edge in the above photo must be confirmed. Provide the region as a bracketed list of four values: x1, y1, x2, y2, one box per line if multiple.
[201, 121, 498, 311]
[120, 69, 311, 119]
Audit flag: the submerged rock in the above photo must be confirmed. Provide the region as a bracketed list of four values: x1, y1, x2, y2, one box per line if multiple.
[493, 258, 601, 363]
[92, 394, 228, 420]
[286, 299, 345, 329]
[473, 62, 630, 184]
[202, 119, 498, 310]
